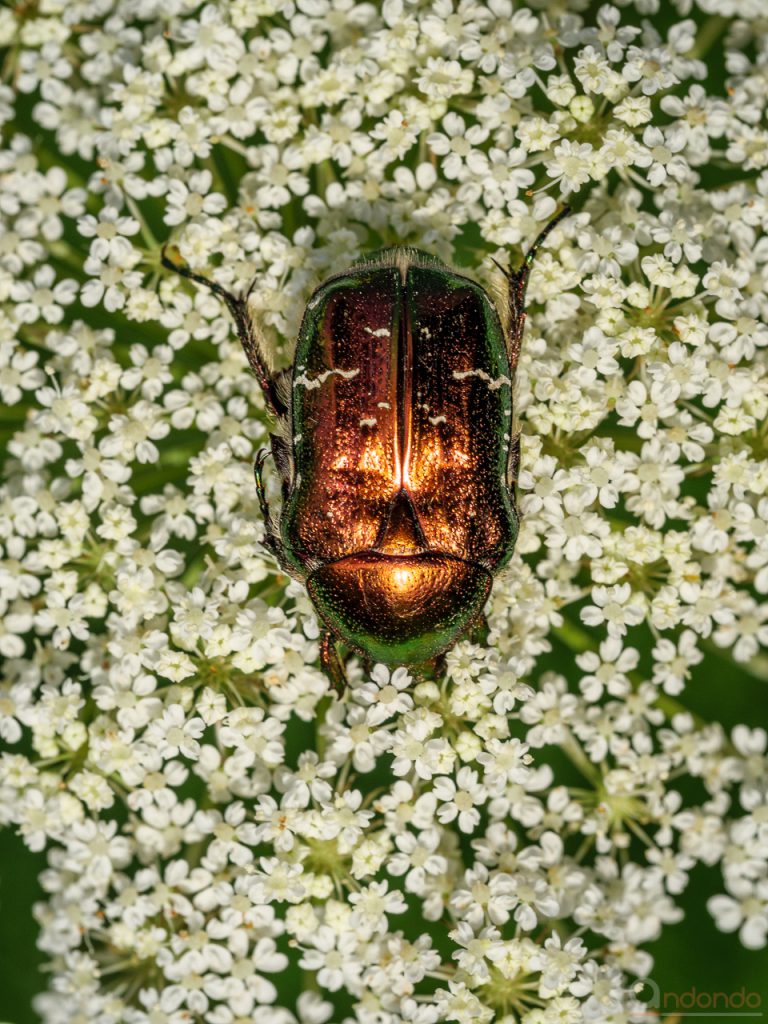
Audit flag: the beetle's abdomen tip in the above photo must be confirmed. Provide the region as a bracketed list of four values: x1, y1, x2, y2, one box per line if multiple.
[308, 553, 492, 666]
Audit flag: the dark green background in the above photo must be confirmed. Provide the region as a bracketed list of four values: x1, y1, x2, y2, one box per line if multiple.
[2, 3, 767, 1022]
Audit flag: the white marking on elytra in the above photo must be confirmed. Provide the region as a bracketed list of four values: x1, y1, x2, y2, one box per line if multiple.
[364, 326, 391, 338]
[294, 367, 360, 389]
[452, 369, 512, 390]
[294, 433, 303, 444]
[359, 417, 377, 428]
[428, 415, 447, 425]
[377, 401, 390, 409]
[421, 326, 432, 339]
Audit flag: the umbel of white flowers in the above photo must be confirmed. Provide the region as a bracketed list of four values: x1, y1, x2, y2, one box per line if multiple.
[0, 1, 767, 1023]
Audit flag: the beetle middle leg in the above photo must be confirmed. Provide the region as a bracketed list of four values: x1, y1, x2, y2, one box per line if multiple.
[506, 431, 521, 494]
[254, 447, 287, 564]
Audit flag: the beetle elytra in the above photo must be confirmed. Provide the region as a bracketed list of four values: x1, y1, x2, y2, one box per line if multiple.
[162, 206, 570, 692]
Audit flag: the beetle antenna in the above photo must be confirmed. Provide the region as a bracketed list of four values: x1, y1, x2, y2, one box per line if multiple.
[245, 274, 260, 303]
[500, 204, 571, 371]
[521, 203, 572, 272]
[161, 244, 287, 419]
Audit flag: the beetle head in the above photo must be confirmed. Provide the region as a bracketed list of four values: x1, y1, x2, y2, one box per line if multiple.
[307, 552, 492, 666]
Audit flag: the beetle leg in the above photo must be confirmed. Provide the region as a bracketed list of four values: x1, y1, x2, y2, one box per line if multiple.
[432, 652, 447, 679]
[161, 245, 288, 419]
[494, 204, 571, 374]
[254, 448, 306, 585]
[319, 631, 347, 697]
[506, 431, 521, 493]
[468, 611, 490, 647]
[254, 447, 282, 556]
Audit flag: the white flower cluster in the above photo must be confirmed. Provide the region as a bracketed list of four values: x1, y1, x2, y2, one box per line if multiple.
[1, 0, 767, 1021]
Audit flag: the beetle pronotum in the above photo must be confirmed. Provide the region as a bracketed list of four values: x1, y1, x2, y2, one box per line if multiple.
[163, 206, 570, 692]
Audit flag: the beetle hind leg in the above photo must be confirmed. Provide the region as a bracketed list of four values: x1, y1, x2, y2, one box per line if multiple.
[430, 652, 447, 679]
[467, 611, 490, 647]
[320, 631, 347, 697]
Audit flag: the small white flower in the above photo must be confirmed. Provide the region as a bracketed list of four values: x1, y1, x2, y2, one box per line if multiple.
[434, 767, 487, 834]
[581, 584, 646, 638]
[11, 266, 77, 323]
[709, 878, 768, 950]
[0, 342, 45, 404]
[299, 927, 363, 992]
[427, 112, 489, 180]
[164, 169, 227, 225]
[144, 704, 205, 760]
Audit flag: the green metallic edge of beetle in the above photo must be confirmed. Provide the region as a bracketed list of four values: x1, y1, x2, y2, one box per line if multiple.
[162, 205, 571, 693]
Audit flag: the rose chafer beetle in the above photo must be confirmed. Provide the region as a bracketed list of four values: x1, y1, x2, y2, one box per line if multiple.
[162, 207, 569, 691]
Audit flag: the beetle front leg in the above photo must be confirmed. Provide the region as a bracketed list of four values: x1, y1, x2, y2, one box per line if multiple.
[495, 204, 571, 374]
[319, 630, 347, 697]
[161, 246, 288, 419]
